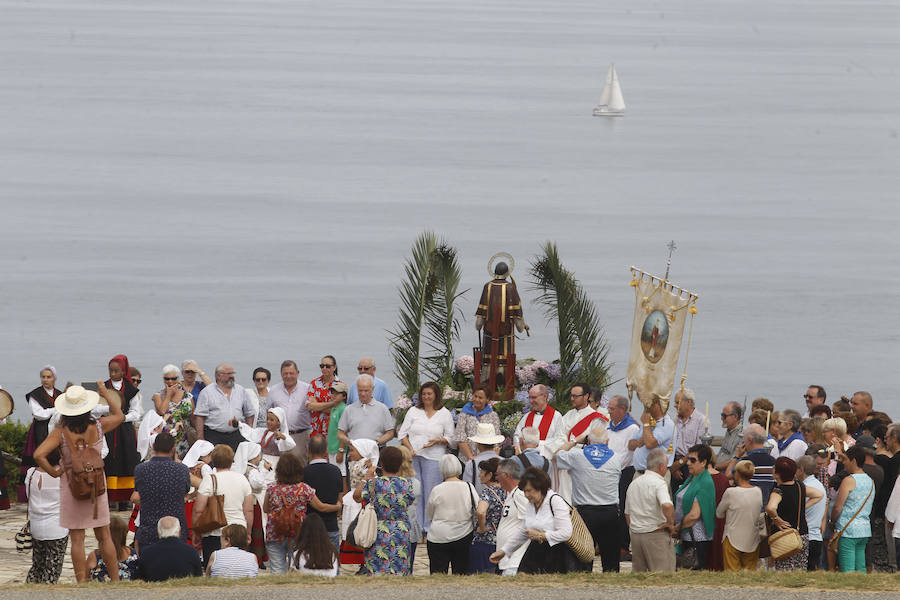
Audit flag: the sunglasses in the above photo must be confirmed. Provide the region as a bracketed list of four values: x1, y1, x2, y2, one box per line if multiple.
[132, 378, 142, 384]
[319, 363, 335, 369]
[357, 366, 374, 371]
[254, 377, 269, 382]
[163, 377, 177, 381]
[685, 457, 698, 463]
[184, 370, 197, 375]
[721, 412, 733, 418]
[803, 394, 815, 400]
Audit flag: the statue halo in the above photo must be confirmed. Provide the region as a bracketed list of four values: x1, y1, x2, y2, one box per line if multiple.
[487, 252, 515, 277]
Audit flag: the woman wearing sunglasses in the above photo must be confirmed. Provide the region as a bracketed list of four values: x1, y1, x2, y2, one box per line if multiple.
[307, 356, 342, 439]
[151, 364, 195, 459]
[673, 444, 717, 569]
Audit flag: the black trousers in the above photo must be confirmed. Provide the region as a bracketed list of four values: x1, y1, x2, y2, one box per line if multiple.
[808, 539, 822, 571]
[203, 427, 244, 452]
[618, 466, 635, 550]
[519, 538, 583, 574]
[578, 504, 621, 572]
[427, 532, 474, 575]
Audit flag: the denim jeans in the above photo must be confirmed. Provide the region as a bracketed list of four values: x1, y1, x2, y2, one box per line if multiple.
[266, 539, 292, 573]
[328, 530, 342, 574]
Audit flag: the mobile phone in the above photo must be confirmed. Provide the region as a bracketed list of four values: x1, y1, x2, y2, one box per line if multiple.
[80, 381, 99, 392]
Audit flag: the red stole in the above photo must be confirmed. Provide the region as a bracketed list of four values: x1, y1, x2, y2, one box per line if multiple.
[568, 411, 608, 440]
[525, 405, 557, 440]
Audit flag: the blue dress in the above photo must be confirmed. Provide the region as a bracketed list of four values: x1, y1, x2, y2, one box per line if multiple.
[360, 476, 415, 575]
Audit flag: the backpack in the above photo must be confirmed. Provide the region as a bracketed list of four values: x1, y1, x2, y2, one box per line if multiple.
[63, 427, 106, 518]
[519, 451, 550, 474]
[270, 489, 302, 538]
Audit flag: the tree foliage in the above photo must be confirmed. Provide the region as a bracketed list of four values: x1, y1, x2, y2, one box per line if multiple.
[529, 242, 612, 395]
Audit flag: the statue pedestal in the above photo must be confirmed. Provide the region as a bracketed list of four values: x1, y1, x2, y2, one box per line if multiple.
[473, 347, 516, 400]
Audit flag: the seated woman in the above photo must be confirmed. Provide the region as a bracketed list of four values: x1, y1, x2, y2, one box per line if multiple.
[489, 467, 574, 574]
[673, 444, 717, 569]
[292, 513, 339, 577]
[206, 524, 259, 578]
[87, 516, 138, 582]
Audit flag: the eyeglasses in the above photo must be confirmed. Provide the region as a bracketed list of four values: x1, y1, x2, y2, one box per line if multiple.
[721, 412, 733, 418]
[357, 365, 374, 371]
[163, 377, 178, 381]
[132, 378, 142, 384]
[254, 377, 269, 382]
[803, 394, 815, 400]
[184, 370, 197, 375]
[320, 363, 335, 369]
[685, 457, 698, 464]
[570, 392, 586, 398]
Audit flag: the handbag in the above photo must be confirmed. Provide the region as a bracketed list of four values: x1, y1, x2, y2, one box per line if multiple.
[675, 530, 699, 570]
[827, 477, 874, 553]
[347, 478, 378, 549]
[193, 474, 228, 534]
[768, 482, 803, 560]
[550, 494, 595, 564]
[16, 470, 37, 552]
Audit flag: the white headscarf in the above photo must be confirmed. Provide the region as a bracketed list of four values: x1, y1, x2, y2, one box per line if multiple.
[40, 364, 57, 379]
[351, 438, 379, 466]
[182, 440, 214, 468]
[137, 411, 164, 460]
[267, 406, 289, 438]
[232, 441, 262, 475]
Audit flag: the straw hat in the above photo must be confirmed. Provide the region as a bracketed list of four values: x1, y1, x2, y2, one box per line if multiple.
[55, 385, 100, 416]
[468, 422, 504, 445]
[0, 390, 14, 420]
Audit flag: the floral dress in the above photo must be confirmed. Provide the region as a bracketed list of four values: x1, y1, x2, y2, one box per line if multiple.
[472, 485, 507, 546]
[89, 547, 138, 581]
[360, 476, 415, 575]
[308, 376, 341, 438]
[159, 387, 194, 459]
[264, 482, 316, 545]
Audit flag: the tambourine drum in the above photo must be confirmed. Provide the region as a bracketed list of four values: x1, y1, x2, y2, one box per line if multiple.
[0, 389, 14, 420]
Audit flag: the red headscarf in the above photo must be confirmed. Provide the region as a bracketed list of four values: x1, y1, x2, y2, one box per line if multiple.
[109, 354, 131, 383]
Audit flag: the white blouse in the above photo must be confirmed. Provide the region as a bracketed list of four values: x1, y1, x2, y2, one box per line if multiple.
[398, 406, 456, 460]
[501, 490, 572, 555]
[25, 468, 68, 541]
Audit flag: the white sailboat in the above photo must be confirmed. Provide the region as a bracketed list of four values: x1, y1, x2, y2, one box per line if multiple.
[593, 64, 625, 117]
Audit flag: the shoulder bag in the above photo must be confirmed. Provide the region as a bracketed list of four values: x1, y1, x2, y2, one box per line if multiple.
[827, 477, 874, 553]
[549, 494, 595, 564]
[16, 470, 36, 552]
[193, 474, 228, 534]
[768, 482, 803, 560]
[348, 479, 378, 549]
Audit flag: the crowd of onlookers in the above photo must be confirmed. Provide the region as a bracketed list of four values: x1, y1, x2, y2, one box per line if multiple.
[6, 355, 900, 581]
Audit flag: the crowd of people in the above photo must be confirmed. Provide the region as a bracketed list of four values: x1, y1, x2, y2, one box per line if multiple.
[5, 355, 900, 581]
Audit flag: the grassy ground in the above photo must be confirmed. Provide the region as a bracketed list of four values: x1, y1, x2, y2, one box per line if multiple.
[15, 571, 899, 592]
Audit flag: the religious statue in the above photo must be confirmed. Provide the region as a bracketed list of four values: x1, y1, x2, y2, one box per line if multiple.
[474, 254, 529, 397]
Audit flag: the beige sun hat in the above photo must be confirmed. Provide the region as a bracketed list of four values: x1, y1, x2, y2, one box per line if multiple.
[0, 389, 14, 420]
[468, 422, 504, 445]
[55, 385, 100, 416]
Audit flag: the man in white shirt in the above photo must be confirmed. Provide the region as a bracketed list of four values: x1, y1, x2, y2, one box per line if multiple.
[513, 385, 563, 455]
[606, 395, 641, 553]
[266, 360, 311, 465]
[547, 383, 605, 501]
[557, 423, 623, 572]
[797, 455, 827, 571]
[494, 458, 529, 575]
[195, 363, 256, 451]
[624, 448, 676, 572]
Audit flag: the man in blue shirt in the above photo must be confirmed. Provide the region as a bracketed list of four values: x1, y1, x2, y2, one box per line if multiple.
[628, 400, 676, 474]
[347, 357, 393, 409]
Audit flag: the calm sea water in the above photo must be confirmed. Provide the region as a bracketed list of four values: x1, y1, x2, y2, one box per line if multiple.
[2, 0, 898, 432]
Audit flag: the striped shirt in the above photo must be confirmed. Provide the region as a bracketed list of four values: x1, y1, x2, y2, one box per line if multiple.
[208, 547, 258, 578]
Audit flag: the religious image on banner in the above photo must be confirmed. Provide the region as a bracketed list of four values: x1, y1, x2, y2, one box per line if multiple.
[625, 267, 698, 414]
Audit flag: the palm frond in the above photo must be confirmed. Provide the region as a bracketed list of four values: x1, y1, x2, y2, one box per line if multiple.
[529, 242, 612, 392]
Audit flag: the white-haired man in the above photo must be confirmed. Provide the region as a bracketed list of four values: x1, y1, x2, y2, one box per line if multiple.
[337, 374, 395, 447]
[194, 363, 256, 451]
[135, 516, 202, 581]
[625, 448, 676, 572]
[513, 384, 562, 454]
[673, 388, 705, 486]
[515, 427, 549, 473]
[606, 395, 640, 553]
[347, 357, 393, 408]
[557, 423, 623, 572]
[495, 459, 529, 575]
[547, 383, 607, 501]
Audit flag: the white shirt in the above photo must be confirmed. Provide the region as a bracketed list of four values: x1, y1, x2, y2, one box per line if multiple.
[607, 420, 640, 468]
[496, 487, 529, 571]
[544, 406, 597, 455]
[291, 553, 338, 577]
[25, 468, 68, 541]
[425, 480, 476, 543]
[197, 470, 252, 536]
[556, 445, 622, 506]
[625, 470, 673, 534]
[398, 406, 456, 461]
[884, 474, 900, 539]
[501, 490, 572, 555]
[804, 475, 826, 542]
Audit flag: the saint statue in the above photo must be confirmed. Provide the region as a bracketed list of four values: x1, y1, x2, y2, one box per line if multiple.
[475, 259, 529, 393]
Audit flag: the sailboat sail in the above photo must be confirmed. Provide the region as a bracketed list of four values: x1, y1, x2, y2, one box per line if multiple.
[597, 64, 614, 106]
[607, 68, 626, 112]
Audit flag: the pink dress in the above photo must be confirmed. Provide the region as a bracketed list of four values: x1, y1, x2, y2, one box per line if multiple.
[59, 422, 110, 529]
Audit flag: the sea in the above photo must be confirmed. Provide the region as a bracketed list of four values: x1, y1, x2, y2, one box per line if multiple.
[2, 0, 898, 434]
